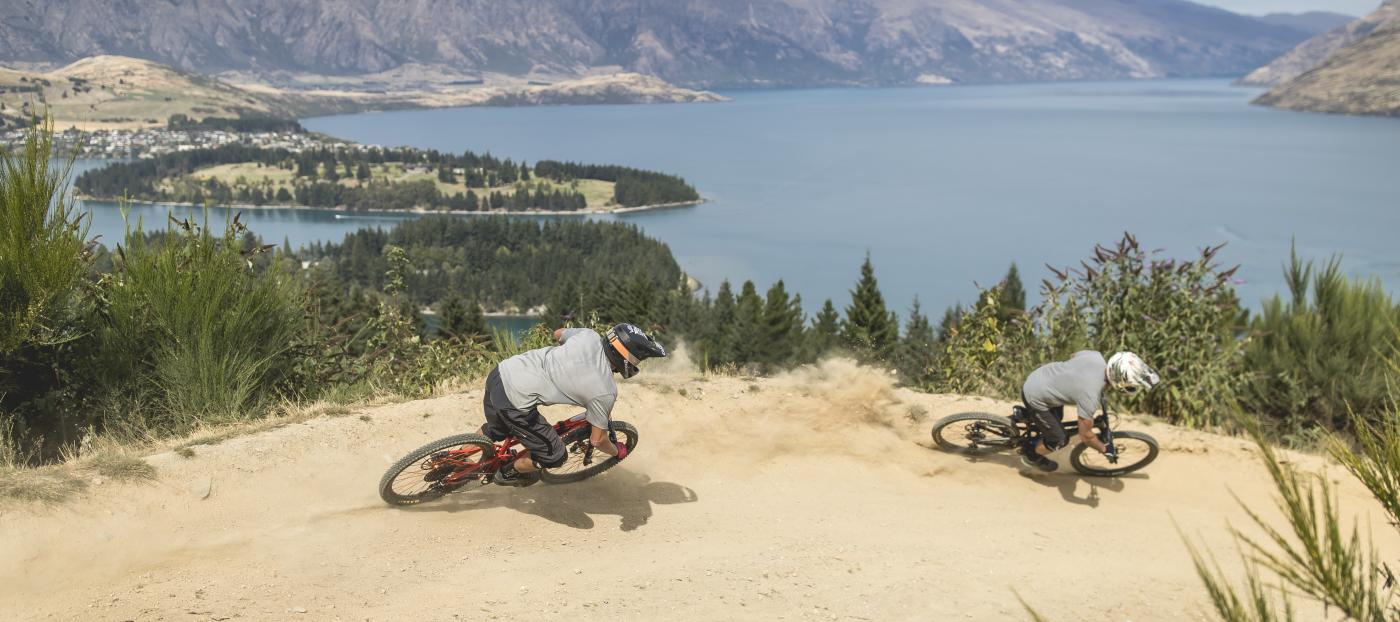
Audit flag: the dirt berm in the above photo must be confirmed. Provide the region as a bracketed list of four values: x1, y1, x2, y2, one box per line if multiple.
[3, 358, 1397, 621]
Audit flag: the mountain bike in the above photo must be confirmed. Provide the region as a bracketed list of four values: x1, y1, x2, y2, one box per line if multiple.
[379, 412, 637, 506]
[929, 407, 1158, 477]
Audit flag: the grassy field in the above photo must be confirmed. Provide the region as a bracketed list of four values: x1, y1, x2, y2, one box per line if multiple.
[0, 56, 283, 131]
[171, 161, 618, 209]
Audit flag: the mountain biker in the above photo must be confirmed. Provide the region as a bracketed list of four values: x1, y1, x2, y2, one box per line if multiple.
[480, 323, 667, 486]
[1017, 351, 1159, 472]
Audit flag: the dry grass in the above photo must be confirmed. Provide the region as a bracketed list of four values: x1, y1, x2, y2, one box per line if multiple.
[0, 56, 283, 130]
[86, 451, 157, 482]
[0, 466, 88, 506]
[172, 399, 361, 451]
[0, 392, 387, 509]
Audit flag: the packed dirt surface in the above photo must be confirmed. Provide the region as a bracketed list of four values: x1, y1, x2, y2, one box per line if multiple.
[4, 357, 1397, 621]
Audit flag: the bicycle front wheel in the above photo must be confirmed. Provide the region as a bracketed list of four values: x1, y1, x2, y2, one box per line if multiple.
[1069, 430, 1159, 477]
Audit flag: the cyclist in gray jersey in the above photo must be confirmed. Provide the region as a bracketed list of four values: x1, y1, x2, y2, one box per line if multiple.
[480, 323, 666, 486]
[1018, 350, 1160, 472]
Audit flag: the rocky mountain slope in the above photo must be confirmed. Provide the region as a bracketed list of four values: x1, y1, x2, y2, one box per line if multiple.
[1254, 11, 1400, 117]
[1256, 10, 1357, 35]
[3, 359, 1397, 620]
[0, 55, 721, 130]
[1240, 1, 1399, 86]
[0, 0, 1316, 87]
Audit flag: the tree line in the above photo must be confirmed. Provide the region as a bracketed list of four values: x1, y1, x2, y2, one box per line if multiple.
[76, 145, 700, 211]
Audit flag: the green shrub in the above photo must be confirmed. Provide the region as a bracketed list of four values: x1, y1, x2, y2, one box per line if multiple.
[0, 119, 87, 355]
[1037, 234, 1245, 427]
[1243, 246, 1400, 436]
[934, 286, 1037, 398]
[929, 234, 1245, 427]
[0, 119, 93, 462]
[93, 215, 305, 432]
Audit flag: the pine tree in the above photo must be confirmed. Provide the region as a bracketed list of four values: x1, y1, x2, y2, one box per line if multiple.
[709, 281, 737, 366]
[936, 305, 963, 344]
[998, 262, 1026, 323]
[545, 281, 583, 324]
[842, 254, 899, 359]
[437, 293, 470, 339]
[356, 162, 371, 183]
[761, 280, 804, 369]
[731, 281, 765, 367]
[897, 297, 938, 387]
[616, 271, 657, 325]
[807, 298, 842, 360]
[462, 297, 487, 343]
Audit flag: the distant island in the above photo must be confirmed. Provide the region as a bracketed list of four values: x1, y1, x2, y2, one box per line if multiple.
[75, 144, 702, 214]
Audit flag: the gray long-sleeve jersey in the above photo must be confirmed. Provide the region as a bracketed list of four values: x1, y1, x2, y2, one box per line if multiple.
[497, 328, 618, 429]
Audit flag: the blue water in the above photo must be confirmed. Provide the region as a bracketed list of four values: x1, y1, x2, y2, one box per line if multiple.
[80, 79, 1400, 315]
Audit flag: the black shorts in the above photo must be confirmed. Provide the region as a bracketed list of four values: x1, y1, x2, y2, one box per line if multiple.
[1022, 391, 1068, 451]
[481, 367, 567, 468]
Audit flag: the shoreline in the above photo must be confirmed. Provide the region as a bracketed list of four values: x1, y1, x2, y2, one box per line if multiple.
[76, 196, 706, 217]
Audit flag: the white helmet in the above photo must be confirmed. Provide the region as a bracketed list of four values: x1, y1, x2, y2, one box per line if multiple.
[1107, 352, 1160, 394]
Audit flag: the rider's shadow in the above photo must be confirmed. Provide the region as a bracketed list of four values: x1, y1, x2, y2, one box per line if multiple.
[1017, 470, 1130, 508]
[403, 469, 698, 531]
[934, 446, 1142, 508]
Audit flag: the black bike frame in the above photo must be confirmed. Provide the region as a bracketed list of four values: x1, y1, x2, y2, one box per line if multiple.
[1018, 411, 1116, 454]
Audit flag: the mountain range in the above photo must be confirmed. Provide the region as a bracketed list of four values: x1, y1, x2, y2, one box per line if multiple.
[0, 0, 1320, 87]
[1241, 2, 1397, 86]
[1253, 0, 1400, 117]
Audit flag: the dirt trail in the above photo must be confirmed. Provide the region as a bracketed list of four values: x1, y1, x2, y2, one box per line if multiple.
[3, 359, 1397, 621]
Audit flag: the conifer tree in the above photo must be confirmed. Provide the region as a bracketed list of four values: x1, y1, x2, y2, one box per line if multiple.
[616, 271, 658, 325]
[761, 280, 804, 369]
[998, 262, 1026, 323]
[462, 297, 486, 342]
[436, 293, 471, 339]
[842, 254, 899, 358]
[897, 297, 938, 387]
[545, 281, 583, 324]
[710, 281, 736, 361]
[807, 298, 842, 360]
[731, 281, 766, 366]
[936, 305, 963, 344]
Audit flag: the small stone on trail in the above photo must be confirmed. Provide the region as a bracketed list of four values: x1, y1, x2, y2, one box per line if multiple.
[190, 476, 213, 500]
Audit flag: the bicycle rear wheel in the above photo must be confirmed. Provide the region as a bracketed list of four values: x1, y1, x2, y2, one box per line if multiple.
[930, 412, 1017, 454]
[1069, 430, 1159, 477]
[379, 434, 496, 506]
[540, 421, 637, 484]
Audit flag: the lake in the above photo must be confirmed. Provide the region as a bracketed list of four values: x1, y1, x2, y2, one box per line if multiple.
[80, 79, 1400, 315]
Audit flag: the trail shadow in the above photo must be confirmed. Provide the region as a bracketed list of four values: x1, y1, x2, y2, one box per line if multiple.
[1017, 471, 1128, 508]
[940, 447, 1147, 508]
[401, 469, 697, 531]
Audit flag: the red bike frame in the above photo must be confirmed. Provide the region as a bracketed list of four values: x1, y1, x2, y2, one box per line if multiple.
[437, 412, 593, 486]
